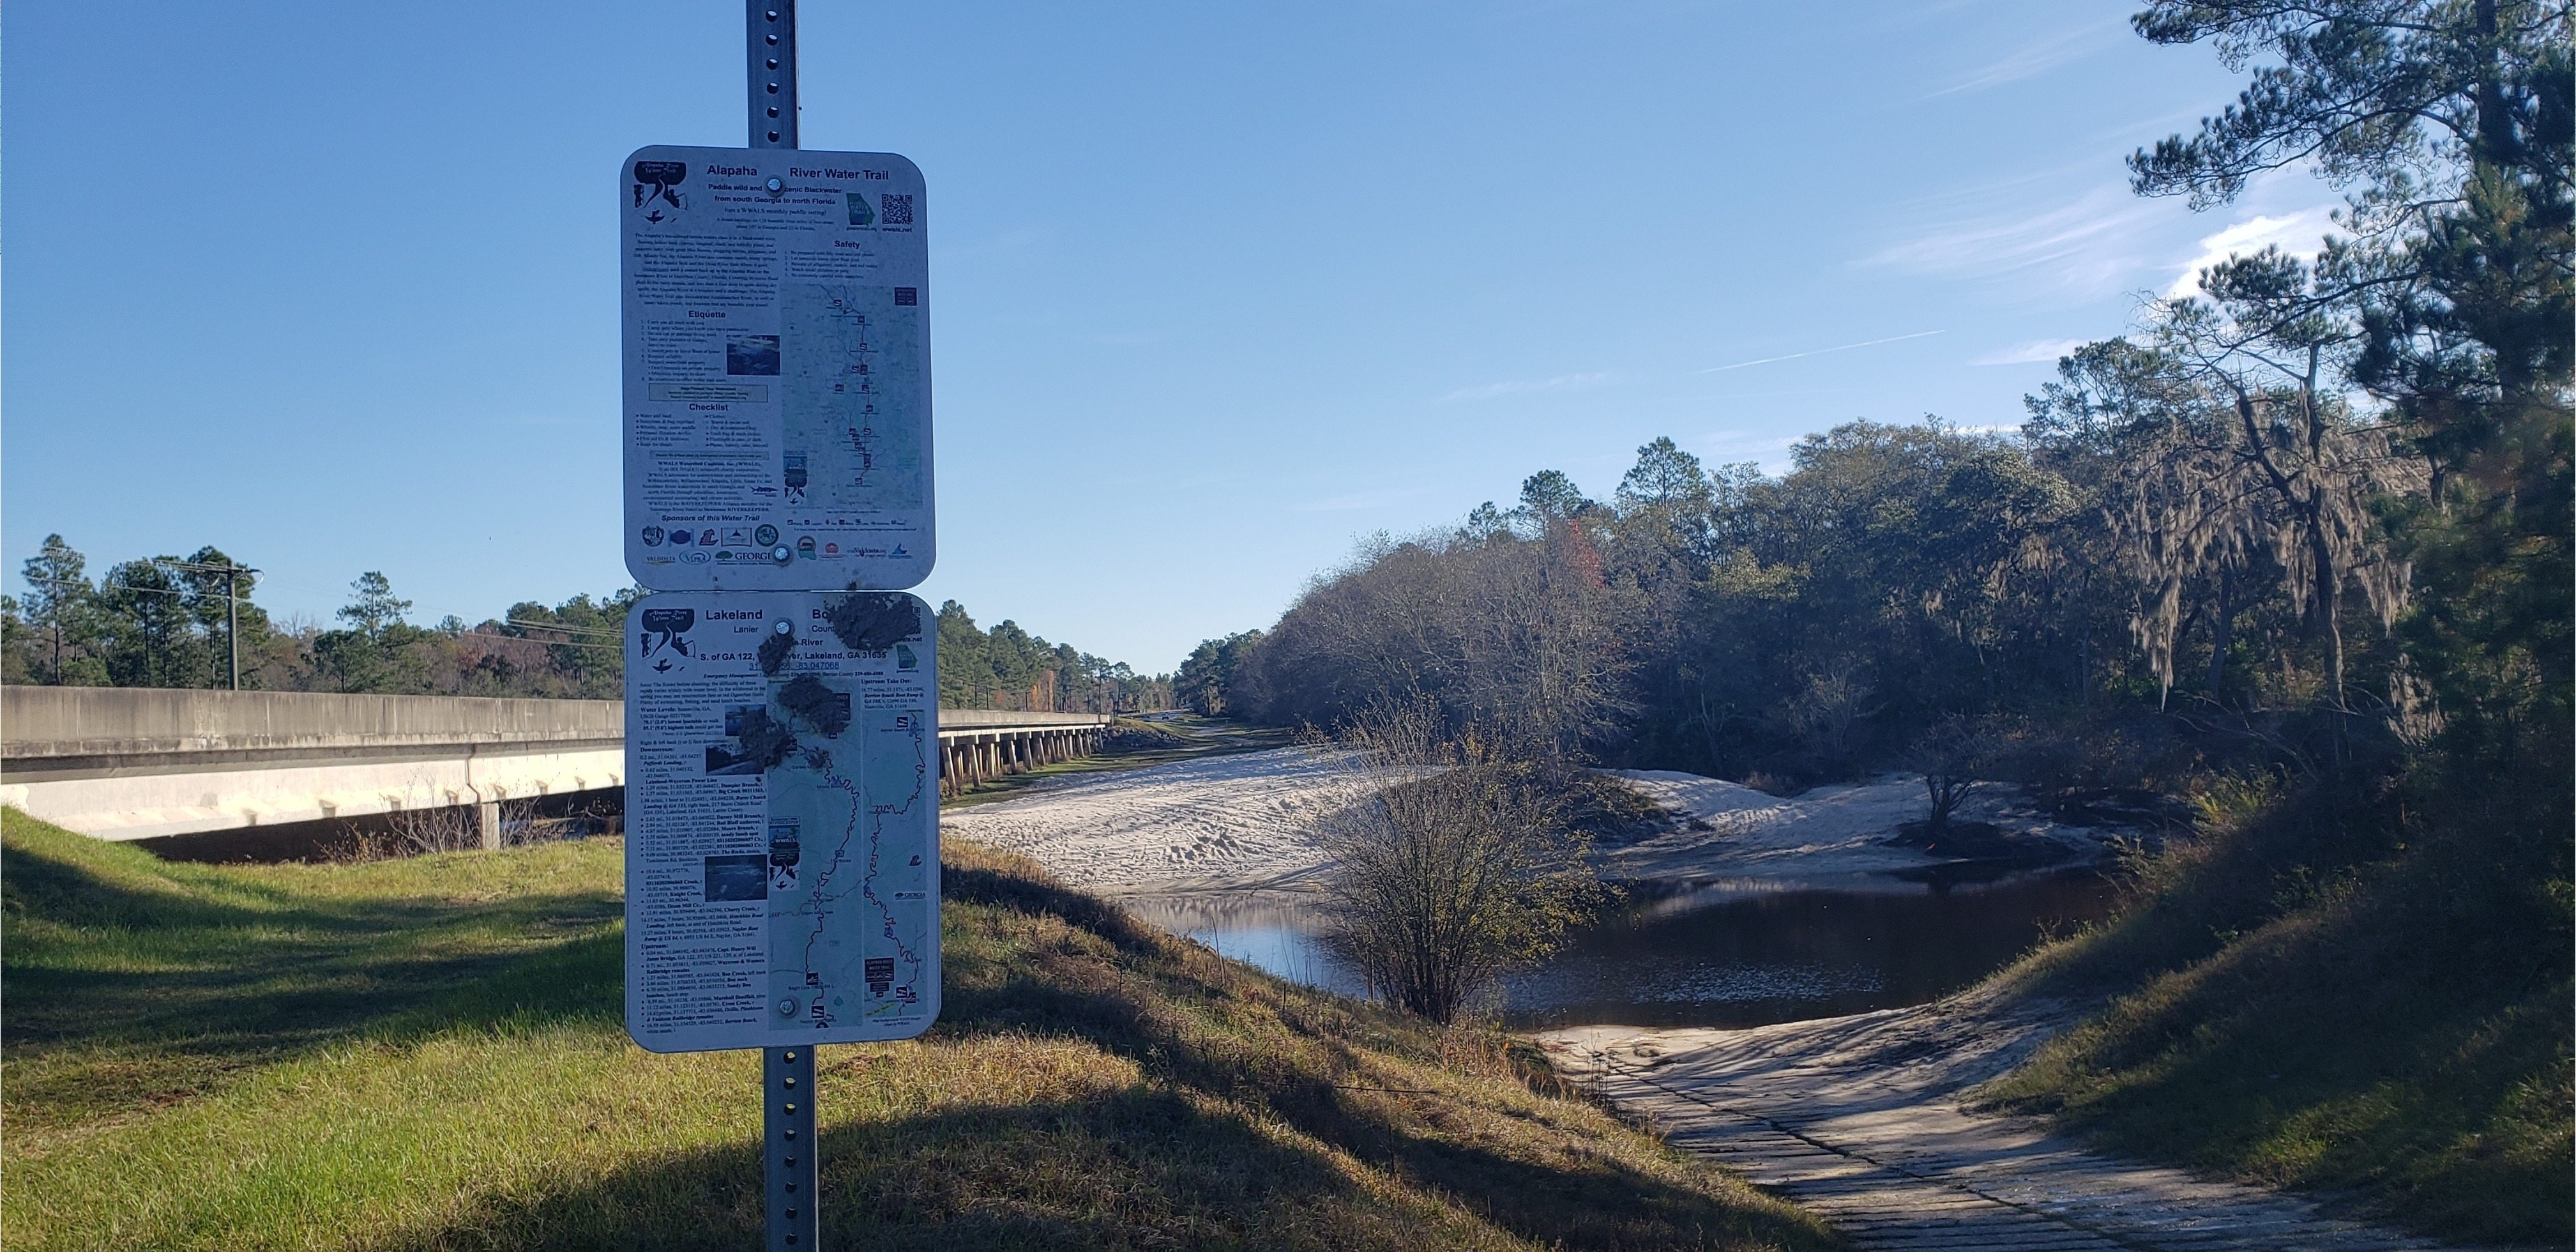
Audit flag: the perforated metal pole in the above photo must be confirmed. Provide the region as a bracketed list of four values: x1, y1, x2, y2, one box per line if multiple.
[766, 1044, 819, 1248]
[749, 1, 798, 149]
[750, 6, 815, 1244]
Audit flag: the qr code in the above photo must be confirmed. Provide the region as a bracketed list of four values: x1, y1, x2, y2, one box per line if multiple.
[879, 194, 914, 225]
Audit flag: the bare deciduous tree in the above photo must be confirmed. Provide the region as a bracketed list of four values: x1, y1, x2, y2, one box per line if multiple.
[1311, 698, 1603, 1023]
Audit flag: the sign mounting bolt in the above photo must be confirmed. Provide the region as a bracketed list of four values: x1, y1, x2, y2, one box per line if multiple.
[766, 176, 785, 197]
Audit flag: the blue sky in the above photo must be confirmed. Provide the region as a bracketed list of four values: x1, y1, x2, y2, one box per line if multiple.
[2, 1, 2340, 674]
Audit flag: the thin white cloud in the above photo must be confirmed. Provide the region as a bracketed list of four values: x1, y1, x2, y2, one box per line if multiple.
[1929, 22, 2119, 97]
[1437, 371, 1616, 403]
[1695, 430, 1802, 474]
[1863, 183, 2164, 296]
[2166, 208, 2335, 296]
[1969, 337, 2091, 366]
[1293, 487, 1439, 513]
[1698, 429, 1799, 450]
[1699, 331, 1943, 374]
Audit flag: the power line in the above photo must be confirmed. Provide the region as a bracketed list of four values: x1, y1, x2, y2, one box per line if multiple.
[484, 635, 625, 653]
[31, 576, 191, 599]
[503, 616, 624, 637]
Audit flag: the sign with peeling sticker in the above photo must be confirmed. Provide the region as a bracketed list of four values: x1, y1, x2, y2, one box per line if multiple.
[623, 589, 939, 1052]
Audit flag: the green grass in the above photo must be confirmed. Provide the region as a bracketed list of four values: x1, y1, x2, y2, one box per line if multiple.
[0, 808, 1842, 1251]
[1980, 781, 2573, 1246]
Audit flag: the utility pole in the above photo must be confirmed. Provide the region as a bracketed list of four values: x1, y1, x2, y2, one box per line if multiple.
[155, 558, 259, 691]
[225, 565, 246, 690]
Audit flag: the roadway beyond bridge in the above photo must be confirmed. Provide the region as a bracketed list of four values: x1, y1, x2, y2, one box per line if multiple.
[0, 687, 1112, 844]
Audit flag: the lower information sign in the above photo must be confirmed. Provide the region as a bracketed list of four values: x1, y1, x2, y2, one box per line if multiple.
[624, 589, 939, 1053]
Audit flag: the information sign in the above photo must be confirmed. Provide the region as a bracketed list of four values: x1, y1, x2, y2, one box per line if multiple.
[621, 146, 934, 592]
[623, 589, 940, 1052]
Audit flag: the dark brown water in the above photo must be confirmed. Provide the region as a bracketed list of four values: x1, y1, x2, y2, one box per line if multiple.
[1120, 871, 2119, 1028]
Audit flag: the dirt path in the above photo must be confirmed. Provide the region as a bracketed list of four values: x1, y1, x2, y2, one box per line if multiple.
[1540, 991, 2498, 1252]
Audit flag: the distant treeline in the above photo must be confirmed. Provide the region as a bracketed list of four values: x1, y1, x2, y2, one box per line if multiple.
[936, 600, 1171, 714]
[0, 540, 1170, 713]
[1185, 359, 2559, 795]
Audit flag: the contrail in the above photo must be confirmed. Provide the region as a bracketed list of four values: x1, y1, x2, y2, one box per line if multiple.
[1699, 330, 1944, 373]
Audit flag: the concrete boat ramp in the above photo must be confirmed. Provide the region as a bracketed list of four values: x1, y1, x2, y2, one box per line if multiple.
[1541, 995, 2504, 1252]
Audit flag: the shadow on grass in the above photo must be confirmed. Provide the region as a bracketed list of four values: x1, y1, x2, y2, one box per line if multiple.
[3, 823, 623, 1125]
[384, 985, 1801, 1251]
[374, 1089, 1386, 1251]
[1987, 782, 2575, 1244]
[8, 820, 1832, 1249]
[930, 856, 1818, 1249]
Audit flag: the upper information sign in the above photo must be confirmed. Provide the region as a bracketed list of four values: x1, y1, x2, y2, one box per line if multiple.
[621, 146, 934, 592]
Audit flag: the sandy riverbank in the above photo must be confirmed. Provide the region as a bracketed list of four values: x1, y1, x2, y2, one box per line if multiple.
[941, 749, 2135, 894]
[1603, 770, 2126, 887]
[938, 747, 1347, 892]
[1534, 991, 2496, 1251]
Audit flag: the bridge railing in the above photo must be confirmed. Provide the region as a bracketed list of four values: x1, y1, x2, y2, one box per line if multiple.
[0, 687, 1125, 837]
[1, 685, 622, 767]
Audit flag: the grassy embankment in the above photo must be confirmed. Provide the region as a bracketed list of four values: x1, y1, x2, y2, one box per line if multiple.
[0, 807, 1842, 1251]
[1980, 779, 2572, 1246]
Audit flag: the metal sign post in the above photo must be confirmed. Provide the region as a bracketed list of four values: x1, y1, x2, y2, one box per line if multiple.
[766, 1045, 817, 1248]
[755, 12, 812, 1249]
[619, 7, 942, 1249]
[750, 2, 798, 149]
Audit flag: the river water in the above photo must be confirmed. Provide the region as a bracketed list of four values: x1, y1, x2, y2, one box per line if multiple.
[1119, 871, 2118, 1028]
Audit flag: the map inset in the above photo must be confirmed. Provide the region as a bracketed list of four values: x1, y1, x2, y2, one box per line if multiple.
[762, 680, 934, 1035]
[781, 284, 925, 512]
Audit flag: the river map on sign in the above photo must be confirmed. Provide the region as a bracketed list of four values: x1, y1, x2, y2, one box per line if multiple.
[780, 283, 925, 515]
[760, 673, 933, 1034]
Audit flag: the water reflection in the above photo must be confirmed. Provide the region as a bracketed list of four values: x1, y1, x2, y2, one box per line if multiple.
[1118, 871, 2118, 1028]
[1118, 890, 1370, 998]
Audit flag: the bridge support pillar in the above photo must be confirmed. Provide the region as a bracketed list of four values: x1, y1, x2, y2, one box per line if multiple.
[478, 800, 503, 852]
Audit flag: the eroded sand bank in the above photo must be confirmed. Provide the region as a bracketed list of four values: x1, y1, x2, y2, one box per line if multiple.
[938, 748, 1349, 892]
[1602, 770, 2123, 886]
[941, 750, 2131, 894]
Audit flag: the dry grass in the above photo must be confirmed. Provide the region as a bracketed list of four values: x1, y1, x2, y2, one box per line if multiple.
[1, 808, 1842, 1251]
[1976, 779, 2573, 1245]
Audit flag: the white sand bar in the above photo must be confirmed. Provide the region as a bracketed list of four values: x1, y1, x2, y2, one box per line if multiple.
[941, 752, 2136, 895]
[939, 747, 1351, 892]
[1607, 770, 2122, 885]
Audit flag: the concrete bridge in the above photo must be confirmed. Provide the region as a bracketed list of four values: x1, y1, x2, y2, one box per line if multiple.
[0, 687, 1112, 844]
[936, 709, 1111, 798]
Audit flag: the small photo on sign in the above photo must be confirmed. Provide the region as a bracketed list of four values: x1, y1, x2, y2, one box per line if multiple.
[725, 333, 780, 376]
[704, 742, 764, 775]
[703, 854, 769, 902]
